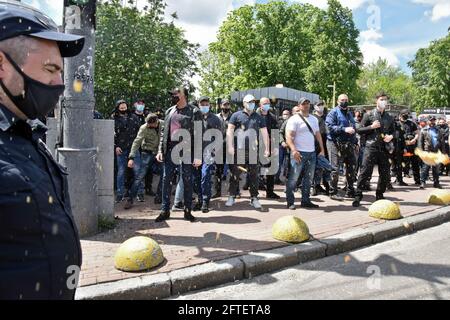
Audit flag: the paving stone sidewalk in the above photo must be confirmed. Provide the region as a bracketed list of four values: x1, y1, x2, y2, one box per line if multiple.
[78, 175, 449, 288]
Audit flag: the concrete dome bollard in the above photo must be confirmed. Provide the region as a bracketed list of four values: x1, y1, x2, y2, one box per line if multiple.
[272, 216, 310, 243]
[428, 189, 450, 205]
[114, 236, 164, 272]
[369, 200, 402, 220]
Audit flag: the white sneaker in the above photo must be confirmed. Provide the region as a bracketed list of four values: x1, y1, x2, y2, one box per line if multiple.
[225, 196, 235, 207]
[250, 197, 262, 209]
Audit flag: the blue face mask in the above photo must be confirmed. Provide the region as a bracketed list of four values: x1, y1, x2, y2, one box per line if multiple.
[136, 104, 145, 112]
[247, 103, 256, 112]
[262, 104, 271, 112]
[200, 105, 210, 114]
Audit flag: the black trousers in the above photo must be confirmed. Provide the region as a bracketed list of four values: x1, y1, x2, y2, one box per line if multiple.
[392, 151, 404, 182]
[327, 140, 356, 195]
[403, 154, 421, 184]
[214, 163, 225, 194]
[355, 147, 390, 199]
[229, 152, 259, 198]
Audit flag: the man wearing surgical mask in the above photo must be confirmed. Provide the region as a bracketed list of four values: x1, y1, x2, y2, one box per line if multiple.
[133, 99, 146, 125]
[256, 97, 280, 199]
[191, 96, 223, 212]
[275, 109, 292, 184]
[226, 95, 270, 209]
[353, 92, 395, 207]
[213, 99, 233, 199]
[312, 101, 330, 196]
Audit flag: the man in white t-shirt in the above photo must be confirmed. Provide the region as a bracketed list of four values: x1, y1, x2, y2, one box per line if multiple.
[285, 98, 325, 209]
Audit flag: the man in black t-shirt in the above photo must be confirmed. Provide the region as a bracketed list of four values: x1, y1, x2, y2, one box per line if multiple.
[225, 94, 270, 210]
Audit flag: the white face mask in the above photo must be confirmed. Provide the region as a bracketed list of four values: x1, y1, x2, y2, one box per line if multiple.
[378, 100, 388, 110]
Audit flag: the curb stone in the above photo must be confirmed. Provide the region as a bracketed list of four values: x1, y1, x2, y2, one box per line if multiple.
[292, 240, 327, 263]
[170, 257, 244, 295]
[370, 219, 415, 243]
[76, 208, 449, 300]
[240, 246, 300, 278]
[75, 273, 171, 300]
[406, 207, 450, 231]
[321, 228, 374, 255]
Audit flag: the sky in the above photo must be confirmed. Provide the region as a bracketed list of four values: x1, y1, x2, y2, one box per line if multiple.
[22, 0, 450, 74]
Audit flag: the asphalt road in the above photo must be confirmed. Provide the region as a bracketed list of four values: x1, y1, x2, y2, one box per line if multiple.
[173, 222, 450, 300]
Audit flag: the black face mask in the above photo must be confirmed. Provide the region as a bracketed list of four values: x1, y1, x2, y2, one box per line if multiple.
[401, 115, 408, 121]
[171, 95, 180, 106]
[222, 108, 230, 114]
[0, 52, 65, 120]
[119, 110, 127, 115]
[339, 102, 349, 109]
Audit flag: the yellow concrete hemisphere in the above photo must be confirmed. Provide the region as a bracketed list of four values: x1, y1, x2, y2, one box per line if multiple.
[369, 200, 402, 220]
[114, 236, 164, 272]
[428, 189, 450, 205]
[272, 216, 310, 243]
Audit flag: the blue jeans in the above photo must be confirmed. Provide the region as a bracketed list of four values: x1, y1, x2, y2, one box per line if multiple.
[116, 149, 141, 197]
[175, 163, 216, 205]
[314, 154, 332, 186]
[286, 152, 316, 205]
[162, 155, 193, 211]
[194, 163, 216, 203]
[276, 146, 288, 179]
[130, 151, 161, 199]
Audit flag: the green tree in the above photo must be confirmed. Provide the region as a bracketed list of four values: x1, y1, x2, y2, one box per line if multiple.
[199, 0, 362, 105]
[95, 0, 199, 115]
[305, 0, 363, 107]
[408, 33, 450, 112]
[356, 58, 415, 107]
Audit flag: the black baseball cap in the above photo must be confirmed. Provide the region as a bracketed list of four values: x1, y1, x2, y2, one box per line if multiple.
[0, 1, 85, 57]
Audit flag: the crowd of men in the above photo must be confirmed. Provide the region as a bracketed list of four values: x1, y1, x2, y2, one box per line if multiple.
[111, 89, 450, 222]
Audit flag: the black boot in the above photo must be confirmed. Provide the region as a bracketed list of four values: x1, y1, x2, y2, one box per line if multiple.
[376, 193, 385, 201]
[184, 209, 196, 222]
[155, 210, 170, 222]
[193, 201, 202, 211]
[323, 181, 330, 195]
[124, 198, 134, 210]
[352, 196, 362, 207]
[212, 179, 222, 199]
[201, 201, 209, 213]
[211, 191, 221, 199]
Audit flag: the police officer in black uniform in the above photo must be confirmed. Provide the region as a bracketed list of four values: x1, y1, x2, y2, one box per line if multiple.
[398, 109, 421, 185]
[0, 2, 85, 299]
[353, 92, 395, 207]
[392, 115, 408, 186]
[212, 99, 233, 198]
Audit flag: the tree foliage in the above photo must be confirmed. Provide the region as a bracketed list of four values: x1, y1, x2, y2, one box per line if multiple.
[356, 58, 415, 107]
[199, 0, 363, 105]
[95, 0, 199, 115]
[408, 33, 450, 112]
